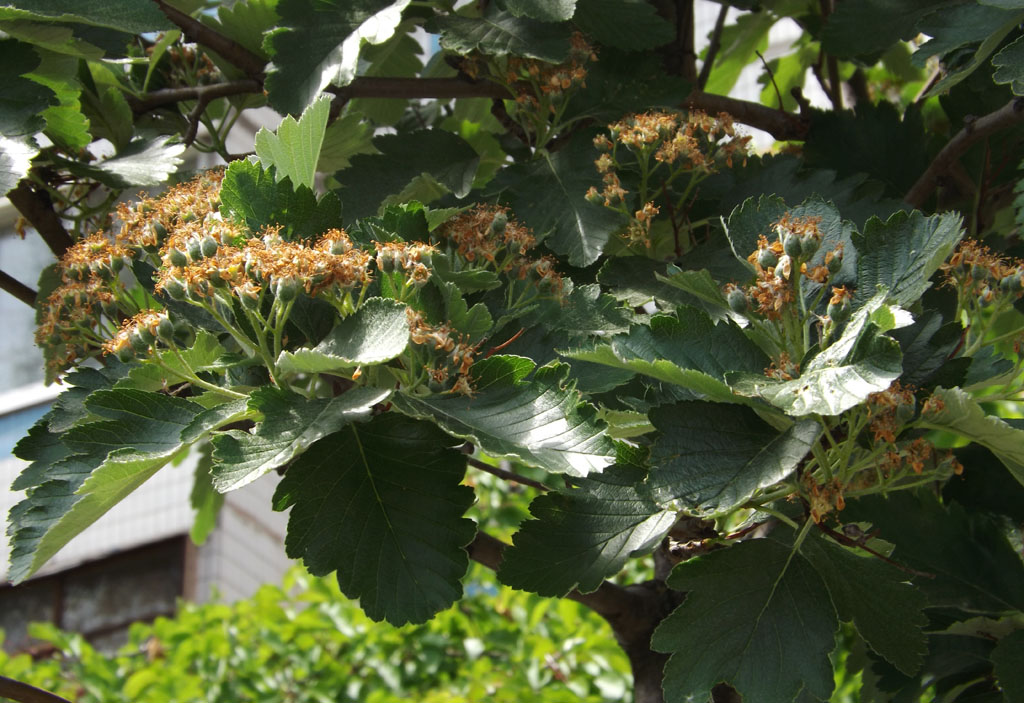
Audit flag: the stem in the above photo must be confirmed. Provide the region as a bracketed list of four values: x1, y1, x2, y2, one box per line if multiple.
[162, 348, 248, 399]
[0, 677, 72, 703]
[467, 456, 549, 492]
[0, 270, 38, 306]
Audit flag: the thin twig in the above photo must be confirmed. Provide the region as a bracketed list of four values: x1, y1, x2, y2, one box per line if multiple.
[0, 676, 73, 703]
[905, 97, 1024, 208]
[697, 3, 729, 91]
[0, 270, 37, 306]
[817, 523, 936, 579]
[818, 0, 842, 110]
[128, 79, 262, 113]
[467, 456, 549, 492]
[152, 0, 265, 77]
[129, 76, 807, 140]
[6, 181, 74, 257]
[754, 50, 783, 111]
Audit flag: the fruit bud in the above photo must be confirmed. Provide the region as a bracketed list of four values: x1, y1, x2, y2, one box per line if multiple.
[169, 248, 189, 268]
[726, 286, 749, 314]
[201, 236, 219, 258]
[757, 248, 779, 269]
[782, 231, 801, 259]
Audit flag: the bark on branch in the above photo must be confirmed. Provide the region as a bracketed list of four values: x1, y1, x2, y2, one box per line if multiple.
[906, 97, 1024, 209]
[0, 270, 37, 307]
[6, 181, 74, 257]
[152, 0, 265, 77]
[0, 676, 73, 703]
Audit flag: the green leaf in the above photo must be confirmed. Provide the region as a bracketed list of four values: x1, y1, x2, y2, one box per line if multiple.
[564, 49, 689, 123]
[272, 413, 476, 625]
[434, 8, 572, 63]
[220, 159, 342, 240]
[188, 446, 223, 546]
[652, 539, 837, 703]
[24, 50, 91, 149]
[821, 0, 954, 59]
[992, 630, 1024, 701]
[489, 131, 625, 267]
[572, 0, 674, 51]
[800, 532, 928, 676]
[0, 134, 37, 196]
[433, 280, 494, 344]
[116, 331, 226, 392]
[255, 96, 331, 191]
[842, 492, 1024, 613]
[0, 38, 54, 137]
[499, 465, 676, 596]
[562, 309, 769, 406]
[803, 103, 932, 198]
[53, 136, 186, 188]
[656, 267, 732, 311]
[0, 0, 172, 33]
[391, 355, 616, 477]
[203, 0, 276, 59]
[277, 297, 411, 375]
[6, 389, 205, 583]
[730, 294, 905, 416]
[211, 386, 390, 492]
[0, 19, 105, 59]
[852, 209, 963, 308]
[317, 111, 375, 172]
[925, 16, 1022, 96]
[913, 4, 1023, 66]
[500, 0, 575, 22]
[336, 129, 480, 223]
[993, 35, 1024, 95]
[648, 402, 819, 516]
[264, 0, 409, 115]
[920, 386, 1024, 488]
[596, 256, 695, 308]
[703, 11, 775, 96]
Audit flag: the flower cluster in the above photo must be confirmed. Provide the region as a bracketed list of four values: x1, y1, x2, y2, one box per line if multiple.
[503, 32, 595, 111]
[438, 205, 563, 295]
[376, 241, 436, 290]
[866, 382, 916, 444]
[406, 308, 479, 395]
[942, 239, 1024, 307]
[103, 310, 172, 362]
[156, 227, 371, 305]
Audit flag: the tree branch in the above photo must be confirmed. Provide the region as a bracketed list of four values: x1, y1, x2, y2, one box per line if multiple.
[152, 0, 265, 78]
[6, 181, 74, 257]
[0, 676, 72, 703]
[683, 91, 809, 140]
[128, 79, 263, 113]
[0, 270, 37, 307]
[905, 97, 1024, 209]
[466, 456, 549, 492]
[697, 2, 729, 91]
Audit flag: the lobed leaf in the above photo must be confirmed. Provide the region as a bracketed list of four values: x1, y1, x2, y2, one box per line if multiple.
[652, 539, 837, 703]
[648, 402, 819, 516]
[391, 355, 616, 477]
[488, 131, 624, 267]
[562, 308, 768, 406]
[336, 129, 480, 223]
[852, 209, 963, 308]
[499, 465, 676, 596]
[800, 532, 928, 676]
[277, 297, 411, 375]
[263, 0, 409, 115]
[211, 386, 390, 492]
[433, 8, 572, 62]
[572, 0, 673, 51]
[6, 389, 209, 583]
[919, 386, 1024, 489]
[272, 413, 476, 625]
[255, 96, 331, 191]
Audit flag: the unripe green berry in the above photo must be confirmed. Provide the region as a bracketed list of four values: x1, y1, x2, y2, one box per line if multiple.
[157, 317, 175, 342]
[782, 231, 801, 258]
[727, 287, 749, 314]
[799, 234, 820, 257]
[276, 278, 300, 302]
[116, 346, 135, 363]
[757, 248, 779, 269]
[169, 248, 188, 268]
[162, 278, 186, 301]
[187, 239, 202, 261]
[201, 236, 218, 258]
